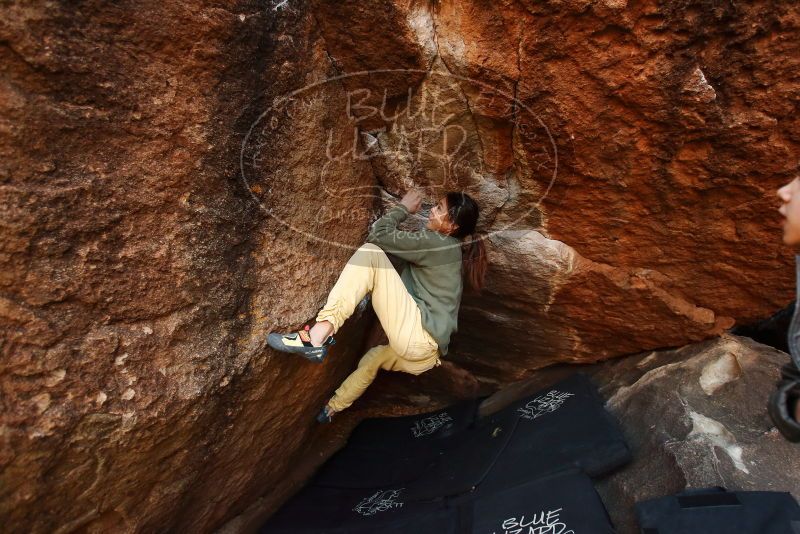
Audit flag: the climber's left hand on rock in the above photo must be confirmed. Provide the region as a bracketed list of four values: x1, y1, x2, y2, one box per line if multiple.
[400, 188, 423, 214]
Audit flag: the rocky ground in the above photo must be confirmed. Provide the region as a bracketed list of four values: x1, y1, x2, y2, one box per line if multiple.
[481, 333, 800, 534]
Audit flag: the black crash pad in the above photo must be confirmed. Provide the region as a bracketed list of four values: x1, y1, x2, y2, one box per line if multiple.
[345, 397, 480, 453]
[480, 372, 630, 493]
[467, 469, 616, 534]
[313, 408, 518, 497]
[260, 485, 457, 534]
[261, 374, 632, 532]
[401, 408, 519, 501]
[312, 446, 443, 490]
[636, 487, 800, 534]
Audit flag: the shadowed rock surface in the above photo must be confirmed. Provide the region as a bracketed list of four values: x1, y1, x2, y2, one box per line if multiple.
[2, 0, 799, 532]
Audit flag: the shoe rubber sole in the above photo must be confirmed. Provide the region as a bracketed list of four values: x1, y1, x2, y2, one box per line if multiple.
[267, 333, 328, 363]
[316, 406, 333, 423]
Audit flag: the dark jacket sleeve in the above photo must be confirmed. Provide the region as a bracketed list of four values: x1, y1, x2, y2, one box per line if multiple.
[366, 204, 438, 265]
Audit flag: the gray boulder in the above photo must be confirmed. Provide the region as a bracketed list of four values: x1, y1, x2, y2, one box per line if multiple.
[594, 334, 800, 533]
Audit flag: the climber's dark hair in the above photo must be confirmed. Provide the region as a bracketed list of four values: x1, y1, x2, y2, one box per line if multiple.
[445, 191, 487, 294]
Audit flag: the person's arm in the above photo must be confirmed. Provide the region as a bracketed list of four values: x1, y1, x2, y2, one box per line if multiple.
[366, 204, 434, 265]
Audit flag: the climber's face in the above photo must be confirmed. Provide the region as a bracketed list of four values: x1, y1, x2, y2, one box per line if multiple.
[426, 197, 457, 236]
[778, 176, 800, 245]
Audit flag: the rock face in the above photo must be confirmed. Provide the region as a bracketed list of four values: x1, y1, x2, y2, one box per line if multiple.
[2, 0, 800, 532]
[281, 0, 800, 381]
[594, 334, 800, 534]
[435, 0, 800, 380]
[0, 2, 383, 532]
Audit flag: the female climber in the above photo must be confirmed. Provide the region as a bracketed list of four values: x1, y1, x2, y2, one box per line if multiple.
[770, 176, 800, 442]
[267, 188, 487, 423]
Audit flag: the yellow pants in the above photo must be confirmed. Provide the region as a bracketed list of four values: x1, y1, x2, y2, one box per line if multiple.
[315, 243, 441, 412]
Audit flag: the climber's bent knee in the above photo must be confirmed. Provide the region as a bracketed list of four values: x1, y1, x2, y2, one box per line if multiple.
[358, 242, 382, 253]
[348, 242, 391, 268]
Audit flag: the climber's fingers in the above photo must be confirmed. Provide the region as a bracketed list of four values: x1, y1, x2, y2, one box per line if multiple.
[400, 188, 423, 214]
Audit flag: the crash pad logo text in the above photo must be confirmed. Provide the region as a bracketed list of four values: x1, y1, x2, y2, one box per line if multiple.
[353, 488, 404, 516]
[410, 412, 453, 438]
[494, 508, 574, 534]
[517, 390, 575, 421]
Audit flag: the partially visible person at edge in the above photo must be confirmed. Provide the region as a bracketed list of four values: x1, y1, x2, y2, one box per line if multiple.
[770, 177, 800, 442]
[267, 189, 487, 423]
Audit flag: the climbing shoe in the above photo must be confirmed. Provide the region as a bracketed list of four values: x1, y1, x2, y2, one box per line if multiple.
[316, 405, 335, 424]
[267, 324, 336, 363]
[767, 379, 800, 443]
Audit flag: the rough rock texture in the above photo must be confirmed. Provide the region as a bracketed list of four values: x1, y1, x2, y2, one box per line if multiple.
[3, 0, 800, 532]
[298, 0, 800, 381]
[435, 0, 800, 380]
[0, 2, 400, 532]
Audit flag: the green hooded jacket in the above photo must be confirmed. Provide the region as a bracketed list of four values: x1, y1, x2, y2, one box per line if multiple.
[366, 203, 463, 356]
